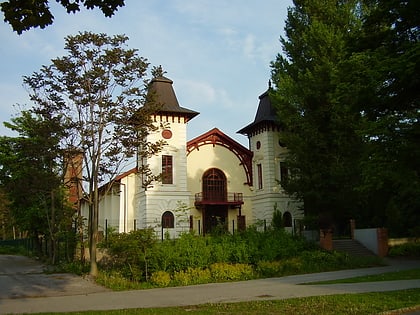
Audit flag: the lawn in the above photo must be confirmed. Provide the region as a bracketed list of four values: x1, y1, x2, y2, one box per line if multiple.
[305, 268, 420, 285]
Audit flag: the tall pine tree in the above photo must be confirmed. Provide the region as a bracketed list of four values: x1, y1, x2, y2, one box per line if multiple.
[271, 0, 365, 232]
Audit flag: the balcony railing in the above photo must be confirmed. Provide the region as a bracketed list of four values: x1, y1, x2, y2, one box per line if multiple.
[194, 192, 243, 207]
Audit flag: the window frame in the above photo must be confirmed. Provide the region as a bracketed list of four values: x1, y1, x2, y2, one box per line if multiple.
[162, 155, 173, 184]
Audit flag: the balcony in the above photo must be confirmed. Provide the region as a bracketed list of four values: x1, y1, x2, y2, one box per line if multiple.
[194, 192, 243, 208]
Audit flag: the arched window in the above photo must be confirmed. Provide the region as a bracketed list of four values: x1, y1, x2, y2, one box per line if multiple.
[162, 211, 174, 228]
[202, 168, 226, 201]
[283, 211, 292, 227]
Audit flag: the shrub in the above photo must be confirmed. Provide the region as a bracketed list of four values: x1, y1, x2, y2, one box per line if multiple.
[256, 261, 283, 277]
[388, 242, 420, 257]
[150, 271, 171, 287]
[155, 232, 212, 272]
[210, 262, 254, 281]
[96, 270, 142, 291]
[172, 267, 212, 286]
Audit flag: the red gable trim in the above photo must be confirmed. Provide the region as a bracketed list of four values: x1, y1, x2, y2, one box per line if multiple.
[115, 167, 138, 182]
[187, 128, 253, 186]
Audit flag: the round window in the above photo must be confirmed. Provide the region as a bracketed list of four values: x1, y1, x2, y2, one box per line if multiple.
[162, 129, 172, 139]
[256, 141, 261, 150]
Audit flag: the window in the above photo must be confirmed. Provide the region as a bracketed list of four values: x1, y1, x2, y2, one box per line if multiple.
[162, 211, 174, 228]
[257, 164, 263, 189]
[203, 168, 226, 201]
[280, 162, 288, 183]
[162, 155, 173, 184]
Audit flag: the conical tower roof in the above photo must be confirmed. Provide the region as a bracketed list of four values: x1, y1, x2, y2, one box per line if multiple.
[144, 76, 199, 120]
[237, 84, 279, 136]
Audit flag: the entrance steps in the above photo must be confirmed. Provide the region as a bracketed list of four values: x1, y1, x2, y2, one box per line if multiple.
[333, 239, 376, 257]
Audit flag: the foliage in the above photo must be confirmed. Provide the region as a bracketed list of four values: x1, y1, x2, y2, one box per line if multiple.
[98, 228, 382, 289]
[270, 0, 420, 235]
[351, 0, 420, 236]
[23, 31, 164, 275]
[388, 241, 420, 258]
[270, 0, 365, 228]
[1, 0, 125, 34]
[172, 267, 211, 286]
[209, 262, 254, 282]
[0, 245, 27, 255]
[0, 110, 75, 262]
[271, 203, 283, 230]
[103, 229, 157, 281]
[150, 270, 171, 287]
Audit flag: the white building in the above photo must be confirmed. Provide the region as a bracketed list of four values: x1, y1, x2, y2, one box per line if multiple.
[82, 76, 303, 238]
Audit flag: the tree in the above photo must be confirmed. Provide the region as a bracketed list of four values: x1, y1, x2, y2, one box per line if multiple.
[352, 0, 420, 235]
[271, 0, 420, 236]
[23, 32, 164, 276]
[1, 0, 125, 34]
[270, 0, 365, 232]
[0, 187, 12, 240]
[0, 110, 71, 261]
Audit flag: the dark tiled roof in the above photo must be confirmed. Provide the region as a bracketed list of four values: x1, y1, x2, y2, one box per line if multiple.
[144, 76, 199, 119]
[237, 87, 278, 135]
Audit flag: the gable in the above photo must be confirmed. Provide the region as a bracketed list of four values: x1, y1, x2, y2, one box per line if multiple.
[187, 128, 253, 185]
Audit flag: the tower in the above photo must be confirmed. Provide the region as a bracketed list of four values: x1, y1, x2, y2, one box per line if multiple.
[137, 76, 199, 237]
[238, 84, 302, 231]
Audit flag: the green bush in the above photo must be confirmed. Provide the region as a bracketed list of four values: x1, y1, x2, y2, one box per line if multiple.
[98, 227, 384, 288]
[210, 262, 254, 281]
[154, 232, 212, 272]
[150, 270, 171, 287]
[388, 242, 420, 257]
[172, 267, 212, 286]
[256, 261, 283, 277]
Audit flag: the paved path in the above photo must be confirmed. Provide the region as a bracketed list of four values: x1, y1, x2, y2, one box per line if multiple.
[0, 255, 419, 314]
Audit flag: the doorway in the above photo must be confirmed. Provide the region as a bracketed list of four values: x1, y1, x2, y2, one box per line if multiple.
[203, 205, 228, 234]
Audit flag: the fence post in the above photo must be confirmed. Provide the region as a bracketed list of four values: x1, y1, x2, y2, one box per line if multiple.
[319, 229, 333, 251]
[377, 228, 389, 257]
[350, 219, 356, 240]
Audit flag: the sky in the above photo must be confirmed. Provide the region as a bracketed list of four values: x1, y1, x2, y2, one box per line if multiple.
[0, 0, 292, 147]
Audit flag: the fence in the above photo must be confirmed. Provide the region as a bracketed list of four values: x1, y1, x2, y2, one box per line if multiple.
[0, 235, 77, 262]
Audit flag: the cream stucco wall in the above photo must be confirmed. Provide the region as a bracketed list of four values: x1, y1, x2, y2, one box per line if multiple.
[80, 170, 139, 235]
[249, 129, 303, 231]
[187, 143, 253, 233]
[136, 116, 193, 238]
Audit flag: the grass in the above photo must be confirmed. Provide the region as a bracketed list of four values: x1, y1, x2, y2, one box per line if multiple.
[20, 289, 420, 315]
[305, 268, 420, 285]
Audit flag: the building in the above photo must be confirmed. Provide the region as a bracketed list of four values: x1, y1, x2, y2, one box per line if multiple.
[81, 76, 302, 237]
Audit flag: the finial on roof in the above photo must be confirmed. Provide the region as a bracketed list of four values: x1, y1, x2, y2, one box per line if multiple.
[268, 79, 272, 89]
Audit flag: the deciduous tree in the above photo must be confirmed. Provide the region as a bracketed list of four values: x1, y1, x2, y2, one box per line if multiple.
[1, 0, 125, 34]
[23, 32, 164, 276]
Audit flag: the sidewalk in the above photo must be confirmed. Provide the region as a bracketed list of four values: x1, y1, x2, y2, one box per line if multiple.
[0, 257, 419, 314]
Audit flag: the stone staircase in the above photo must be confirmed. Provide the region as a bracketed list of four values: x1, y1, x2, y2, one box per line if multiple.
[333, 239, 376, 257]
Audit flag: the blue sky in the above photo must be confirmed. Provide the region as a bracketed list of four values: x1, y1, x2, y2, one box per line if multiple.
[0, 1, 291, 146]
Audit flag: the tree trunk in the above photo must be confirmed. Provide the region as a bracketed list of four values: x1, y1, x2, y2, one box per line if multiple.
[89, 186, 99, 277]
